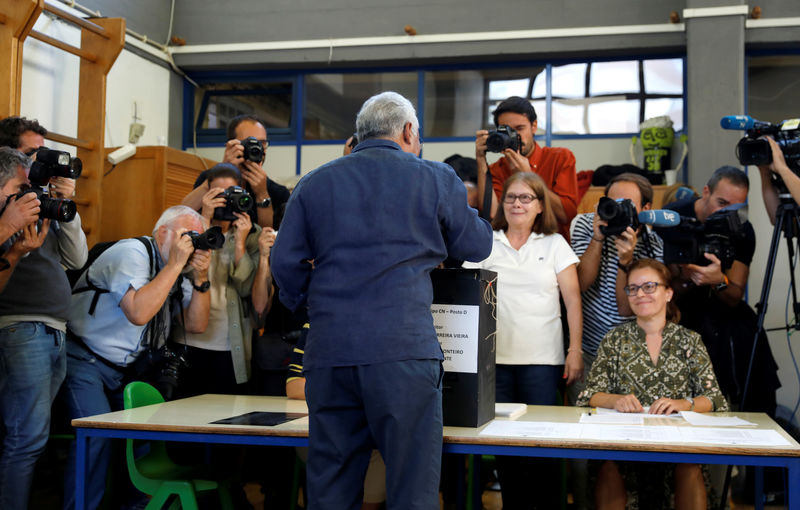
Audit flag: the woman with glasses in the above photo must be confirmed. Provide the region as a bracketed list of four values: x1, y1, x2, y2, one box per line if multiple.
[577, 258, 727, 510]
[463, 171, 583, 509]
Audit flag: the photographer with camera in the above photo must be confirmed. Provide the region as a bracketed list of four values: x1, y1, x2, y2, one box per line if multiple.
[61, 205, 211, 510]
[659, 166, 779, 416]
[0, 117, 87, 510]
[475, 96, 578, 240]
[175, 163, 262, 397]
[758, 136, 800, 224]
[0, 148, 42, 283]
[183, 114, 291, 230]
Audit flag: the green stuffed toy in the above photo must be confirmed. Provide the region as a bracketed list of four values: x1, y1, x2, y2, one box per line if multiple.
[630, 115, 688, 184]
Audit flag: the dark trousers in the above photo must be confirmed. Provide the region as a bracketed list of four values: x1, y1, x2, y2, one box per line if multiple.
[305, 359, 443, 510]
[495, 364, 562, 510]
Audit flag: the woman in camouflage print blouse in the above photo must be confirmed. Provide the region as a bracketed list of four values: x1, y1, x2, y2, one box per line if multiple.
[577, 258, 727, 510]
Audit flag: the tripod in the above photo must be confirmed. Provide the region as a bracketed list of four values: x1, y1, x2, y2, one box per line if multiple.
[717, 198, 800, 510]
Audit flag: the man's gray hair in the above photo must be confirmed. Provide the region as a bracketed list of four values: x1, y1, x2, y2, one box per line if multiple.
[0, 147, 31, 188]
[356, 91, 419, 143]
[152, 205, 203, 237]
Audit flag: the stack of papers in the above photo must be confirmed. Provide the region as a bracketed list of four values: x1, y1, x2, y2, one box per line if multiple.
[495, 403, 527, 420]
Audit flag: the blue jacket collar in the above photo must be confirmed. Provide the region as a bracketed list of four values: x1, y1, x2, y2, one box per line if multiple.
[352, 138, 402, 153]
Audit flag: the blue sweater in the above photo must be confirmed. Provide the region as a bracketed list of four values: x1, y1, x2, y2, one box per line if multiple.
[272, 139, 492, 368]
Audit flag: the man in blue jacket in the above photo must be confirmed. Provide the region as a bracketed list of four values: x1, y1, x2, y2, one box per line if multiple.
[272, 91, 492, 510]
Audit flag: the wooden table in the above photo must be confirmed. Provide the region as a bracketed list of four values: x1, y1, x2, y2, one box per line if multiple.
[72, 395, 800, 510]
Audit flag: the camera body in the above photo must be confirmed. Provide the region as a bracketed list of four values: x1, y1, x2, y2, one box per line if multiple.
[9, 187, 76, 222]
[28, 148, 82, 187]
[597, 197, 639, 237]
[486, 125, 522, 153]
[153, 345, 189, 401]
[660, 208, 745, 270]
[183, 225, 224, 250]
[214, 185, 254, 221]
[240, 136, 265, 163]
[731, 118, 800, 172]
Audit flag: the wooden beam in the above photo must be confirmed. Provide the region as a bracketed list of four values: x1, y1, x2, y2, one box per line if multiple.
[30, 30, 98, 62]
[0, 0, 42, 117]
[75, 17, 125, 247]
[42, 3, 108, 39]
[45, 131, 94, 150]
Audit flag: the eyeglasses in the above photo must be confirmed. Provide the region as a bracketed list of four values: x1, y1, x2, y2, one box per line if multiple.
[623, 281, 665, 296]
[504, 193, 538, 204]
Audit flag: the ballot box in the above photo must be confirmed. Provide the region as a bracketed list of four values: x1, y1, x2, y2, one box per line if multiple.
[431, 268, 497, 428]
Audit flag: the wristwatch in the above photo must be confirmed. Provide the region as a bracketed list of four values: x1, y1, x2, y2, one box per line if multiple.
[714, 274, 729, 292]
[255, 196, 272, 208]
[685, 396, 695, 411]
[192, 280, 210, 293]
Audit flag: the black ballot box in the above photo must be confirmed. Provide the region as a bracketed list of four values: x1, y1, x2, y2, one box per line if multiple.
[431, 268, 496, 428]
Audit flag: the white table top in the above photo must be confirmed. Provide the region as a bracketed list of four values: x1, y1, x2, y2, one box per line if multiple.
[72, 394, 800, 457]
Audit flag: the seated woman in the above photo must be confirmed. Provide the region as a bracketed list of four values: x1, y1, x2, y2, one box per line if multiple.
[463, 171, 583, 509]
[577, 258, 728, 510]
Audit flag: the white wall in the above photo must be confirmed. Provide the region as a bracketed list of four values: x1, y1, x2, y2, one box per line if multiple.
[19, 10, 171, 154]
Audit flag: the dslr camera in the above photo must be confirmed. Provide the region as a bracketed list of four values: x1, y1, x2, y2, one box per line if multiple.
[214, 185, 254, 221]
[240, 136, 265, 164]
[153, 345, 189, 401]
[486, 125, 522, 153]
[183, 225, 225, 250]
[28, 148, 82, 187]
[597, 197, 639, 236]
[659, 207, 747, 270]
[4, 187, 76, 223]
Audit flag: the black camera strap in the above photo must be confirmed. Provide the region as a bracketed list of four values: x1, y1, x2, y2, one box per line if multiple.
[481, 168, 493, 222]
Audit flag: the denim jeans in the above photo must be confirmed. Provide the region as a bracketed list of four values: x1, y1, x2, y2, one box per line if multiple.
[0, 321, 66, 510]
[61, 340, 126, 510]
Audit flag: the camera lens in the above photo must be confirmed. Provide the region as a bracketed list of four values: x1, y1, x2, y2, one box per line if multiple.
[236, 194, 253, 212]
[40, 196, 77, 222]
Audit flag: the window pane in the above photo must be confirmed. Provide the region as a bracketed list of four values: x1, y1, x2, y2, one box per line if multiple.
[196, 82, 293, 131]
[747, 55, 800, 125]
[643, 59, 683, 95]
[488, 78, 529, 100]
[424, 67, 543, 137]
[304, 72, 417, 140]
[551, 64, 586, 99]
[531, 73, 547, 99]
[590, 61, 640, 96]
[551, 100, 587, 135]
[587, 99, 640, 133]
[644, 98, 684, 131]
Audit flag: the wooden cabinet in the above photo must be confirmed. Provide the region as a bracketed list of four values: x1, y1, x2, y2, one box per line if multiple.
[90, 146, 217, 242]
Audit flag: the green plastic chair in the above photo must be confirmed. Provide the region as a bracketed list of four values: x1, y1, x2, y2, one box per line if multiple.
[122, 382, 234, 510]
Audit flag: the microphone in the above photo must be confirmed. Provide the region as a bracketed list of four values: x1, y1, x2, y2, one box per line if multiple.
[673, 187, 696, 202]
[720, 115, 755, 130]
[638, 209, 681, 228]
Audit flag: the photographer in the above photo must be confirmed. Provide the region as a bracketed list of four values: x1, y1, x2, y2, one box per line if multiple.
[0, 148, 42, 283]
[175, 164, 262, 397]
[61, 206, 210, 510]
[182, 114, 291, 229]
[0, 118, 87, 510]
[758, 136, 800, 224]
[660, 166, 779, 415]
[475, 96, 578, 239]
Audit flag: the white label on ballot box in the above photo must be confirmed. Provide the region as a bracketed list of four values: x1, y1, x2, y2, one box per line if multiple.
[431, 304, 479, 373]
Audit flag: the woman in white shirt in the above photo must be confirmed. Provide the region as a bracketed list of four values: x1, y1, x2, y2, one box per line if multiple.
[463, 171, 583, 509]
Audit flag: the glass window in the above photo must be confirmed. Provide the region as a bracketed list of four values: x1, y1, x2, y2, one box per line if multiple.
[195, 82, 293, 134]
[550, 58, 683, 134]
[425, 67, 544, 137]
[747, 55, 800, 125]
[304, 72, 417, 140]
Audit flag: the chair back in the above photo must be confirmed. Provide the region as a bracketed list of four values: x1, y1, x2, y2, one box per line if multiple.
[123, 381, 165, 410]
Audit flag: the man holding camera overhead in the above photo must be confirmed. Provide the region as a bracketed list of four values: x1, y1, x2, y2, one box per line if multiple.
[61, 205, 211, 510]
[183, 114, 291, 230]
[475, 96, 578, 240]
[0, 117, 88, 510]
[759, 136, 800, 224]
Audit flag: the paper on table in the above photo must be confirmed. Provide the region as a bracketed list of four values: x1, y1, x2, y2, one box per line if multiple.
[580, 412, 644, 425]
[677, 427, 791, 446]
[480, 420, 582, 439]
[679, 411, 755, 427]
[594, 407, 682, 419]
[495, 403, 527, 420]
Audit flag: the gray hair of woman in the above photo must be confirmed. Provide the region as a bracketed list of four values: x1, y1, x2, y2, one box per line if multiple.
[356, 91, 419, 143]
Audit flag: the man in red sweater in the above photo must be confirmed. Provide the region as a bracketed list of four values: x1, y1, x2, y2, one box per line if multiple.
[476, 96, 578, 240]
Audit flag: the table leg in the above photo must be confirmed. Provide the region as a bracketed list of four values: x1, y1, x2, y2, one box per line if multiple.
[789, 459, 800, 510]
[754, 466, 763, 510]
[75, 429, 87, 510]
